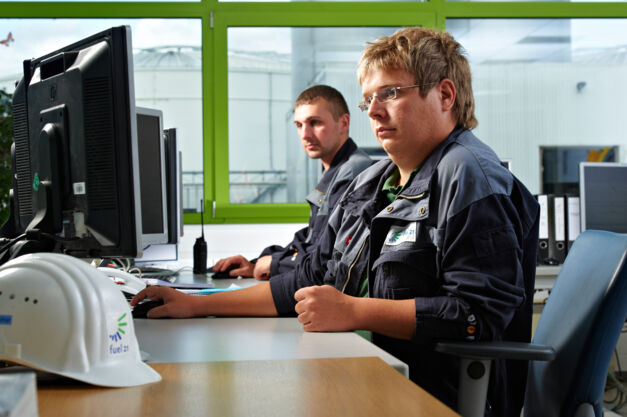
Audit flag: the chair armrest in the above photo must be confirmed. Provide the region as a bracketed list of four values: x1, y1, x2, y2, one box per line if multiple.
[435, 341, 555, 361]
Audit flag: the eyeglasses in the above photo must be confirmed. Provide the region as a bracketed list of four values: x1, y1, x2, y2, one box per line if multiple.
[358, 83, 437, 112]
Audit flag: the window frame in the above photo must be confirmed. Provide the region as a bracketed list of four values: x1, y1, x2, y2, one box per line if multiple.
[2, 0, 627, 224]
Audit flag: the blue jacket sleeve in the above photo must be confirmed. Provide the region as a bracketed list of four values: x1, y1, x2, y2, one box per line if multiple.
[411, 192, 534, 344]
[263, 159, 370, 277]
[269, 206, 342, 315]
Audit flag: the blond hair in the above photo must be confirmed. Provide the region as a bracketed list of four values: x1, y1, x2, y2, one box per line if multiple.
[358, 27, 477, 129]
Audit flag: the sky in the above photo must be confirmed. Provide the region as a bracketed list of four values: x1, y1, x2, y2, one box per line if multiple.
[0, 18, 202, 79]
[5, 18, 627, 76]
[228, 27, 291, 54]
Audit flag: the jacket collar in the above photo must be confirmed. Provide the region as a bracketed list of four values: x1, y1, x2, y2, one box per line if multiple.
[317, 137, 358, 192]
[400, 126, 465, 197]
[340, 127, 466, 217]
[340, 159, 397, 224]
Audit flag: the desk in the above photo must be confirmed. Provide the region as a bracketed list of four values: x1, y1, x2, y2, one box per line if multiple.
[37, 358, 458, 417]
[535, 265, 561, 289]
[135, 317, 409, 377]
[136, 273, 408, 375]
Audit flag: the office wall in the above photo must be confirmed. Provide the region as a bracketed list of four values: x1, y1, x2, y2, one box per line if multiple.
[473, 63, 627, 194]
[179, 223, 305, 264]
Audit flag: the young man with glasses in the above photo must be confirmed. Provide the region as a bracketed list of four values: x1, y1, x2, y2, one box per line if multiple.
[211, 85, 372, 280]
[133, 27, 539, 416]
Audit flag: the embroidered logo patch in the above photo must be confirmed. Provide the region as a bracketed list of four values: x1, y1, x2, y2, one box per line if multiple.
[384, 222, 416, 246]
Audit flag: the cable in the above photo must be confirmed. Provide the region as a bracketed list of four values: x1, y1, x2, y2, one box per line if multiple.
[605, 370, 627, 412]
[131, 265, 192, 282]
[0, 233, 26, 255]
[127, 267, 143, 278]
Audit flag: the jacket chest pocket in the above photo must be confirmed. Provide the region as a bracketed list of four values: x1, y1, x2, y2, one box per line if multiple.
[371, 220, 438, 300]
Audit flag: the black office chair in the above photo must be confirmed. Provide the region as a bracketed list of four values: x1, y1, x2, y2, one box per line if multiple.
[436, 230, 627, 417]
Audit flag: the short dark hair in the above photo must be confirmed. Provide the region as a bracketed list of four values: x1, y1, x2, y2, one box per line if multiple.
[295, 85, 350, 120]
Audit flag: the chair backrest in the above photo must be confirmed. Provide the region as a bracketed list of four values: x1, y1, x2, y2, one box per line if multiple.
[524, 230, 627, 417]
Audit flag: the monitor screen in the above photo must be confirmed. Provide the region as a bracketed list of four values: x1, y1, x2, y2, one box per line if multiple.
[136, 107, 168, 247]
[542, 146, 617, 195]
[0, 26, 143, 261]
[164, 128, 183, 245]
[134, 127, 182, 265]
[579, 162, 627, 234]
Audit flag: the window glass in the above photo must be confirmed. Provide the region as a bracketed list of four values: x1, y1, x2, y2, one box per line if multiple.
[447, 18, 627, 194]
[0, 18, 202, 212]
[227, 27, 399, 204]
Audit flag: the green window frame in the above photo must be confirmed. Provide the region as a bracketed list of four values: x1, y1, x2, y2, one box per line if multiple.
[2, 0, 627, 225]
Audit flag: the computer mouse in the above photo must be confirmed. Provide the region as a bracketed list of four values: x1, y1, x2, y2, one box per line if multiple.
[132, 300, 165, 319]
[209, 264, 238, 279]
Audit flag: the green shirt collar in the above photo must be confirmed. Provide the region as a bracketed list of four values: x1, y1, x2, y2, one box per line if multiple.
[382, 165, 422, 203]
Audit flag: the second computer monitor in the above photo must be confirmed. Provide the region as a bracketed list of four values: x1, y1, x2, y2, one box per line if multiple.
[579, 162, 627, 234]
[136, 107, 169, 247]
[134, 127, 183, 265]
[164, 128, 183, 245]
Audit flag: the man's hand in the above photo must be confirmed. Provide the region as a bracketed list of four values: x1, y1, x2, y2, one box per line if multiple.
[253, 255, 272, 280]
[213, 255, 255, 278]
[294, 285, 358, 332]
[130, 286, 204, 319]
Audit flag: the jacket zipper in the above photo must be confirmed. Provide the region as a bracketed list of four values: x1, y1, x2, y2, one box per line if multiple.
[341, 236, 368, 293]
[397, 191, 425, 200]
[340, 192, 425, 294]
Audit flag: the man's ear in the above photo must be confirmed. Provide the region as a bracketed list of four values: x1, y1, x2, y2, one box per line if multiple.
[339, 113, 350, 135]
[439, 79, 456, 112]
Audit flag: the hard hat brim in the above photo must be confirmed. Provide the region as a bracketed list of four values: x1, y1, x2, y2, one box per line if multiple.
[0, 355, 162, 387]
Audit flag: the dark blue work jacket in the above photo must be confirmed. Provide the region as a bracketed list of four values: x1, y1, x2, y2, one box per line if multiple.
[258, 138, 372, 276]
[271, 127, 539, 417]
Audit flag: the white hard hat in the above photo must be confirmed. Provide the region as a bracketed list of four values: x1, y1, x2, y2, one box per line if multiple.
[0, 252, 161, 387]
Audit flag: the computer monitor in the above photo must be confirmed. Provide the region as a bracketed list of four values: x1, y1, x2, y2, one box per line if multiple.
[0, 26, 143, 261]
[579, 162, 627, 233]
[542, 146, 617, 195]
[136, 107, 168, 247]
[134, 128, 183, 265]
[164, 128, 183, 245]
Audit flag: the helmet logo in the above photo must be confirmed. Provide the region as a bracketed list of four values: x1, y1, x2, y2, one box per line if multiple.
[109, 313, 130, 355]
[0, 315, 12, 325]
[109, 313, 128, 342]
[108, 313, 131, 355]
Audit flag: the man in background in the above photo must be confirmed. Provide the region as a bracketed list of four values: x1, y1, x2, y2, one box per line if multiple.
[212, 85, 372, 280]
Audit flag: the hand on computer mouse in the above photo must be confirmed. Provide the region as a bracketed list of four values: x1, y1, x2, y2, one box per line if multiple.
[130, 286, 203, 319]
[211, 266, 238, 279]
[132, 300, 165, 319]
[211, 255, 254, 278]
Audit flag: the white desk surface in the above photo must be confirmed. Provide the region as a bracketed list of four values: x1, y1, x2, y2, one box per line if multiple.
[136, 271, 409, 376]
[138, 259, 561, 381]
[134, 316, 409, 377]
[136, 263, 560, 380]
